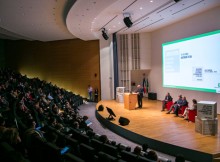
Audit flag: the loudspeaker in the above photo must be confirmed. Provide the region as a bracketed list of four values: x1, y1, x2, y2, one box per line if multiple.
[123, 17, 133, 28]
[98, 105, 104, 111]
[119, 117, 130, 126]
[148, 92, 157, 100]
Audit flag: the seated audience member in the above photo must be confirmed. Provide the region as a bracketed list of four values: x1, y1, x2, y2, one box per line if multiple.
[146, 150, 160, 161]
[133, 145, 142, 156]
[142, 143, 149, 152]
[79, 115, 93, 132]
[111, 140, 117, 146]
[45, 131, 58, 144]
[0, 116, 6, 139]
[86, 129, 95, 139]
[2, 127, 27, 156]
[23, 119, 45, 149]
[141, 143, 149, 157]
[175, 154, 185, 162]
[161, 92, 173, 111]
[2, 128, 21, 145]
[40, 94, 50, 106]
[117, 143, 128, 152]
[0, 95, 10, 112]
[54, 123, 65, 132]
[72, 121, 82, 132]
[181, 99, 197, 120]
[125, 146, 131, 152]
[99, 134, 110, 144]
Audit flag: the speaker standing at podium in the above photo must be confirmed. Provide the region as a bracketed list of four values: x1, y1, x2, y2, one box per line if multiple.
[135, 85, 144, 108]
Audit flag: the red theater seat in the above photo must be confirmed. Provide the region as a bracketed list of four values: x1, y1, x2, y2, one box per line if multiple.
[178, 105, 188, 115]
[165, 101, 173, 111]
[188, 109, 197, 122]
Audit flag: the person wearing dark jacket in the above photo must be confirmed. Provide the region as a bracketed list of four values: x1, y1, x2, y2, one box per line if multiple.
[161, 92, 173, 111]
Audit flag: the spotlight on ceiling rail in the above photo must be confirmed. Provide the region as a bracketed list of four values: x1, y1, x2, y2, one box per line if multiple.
[102, 28, 109, 40]
[123, 13, 133, 28]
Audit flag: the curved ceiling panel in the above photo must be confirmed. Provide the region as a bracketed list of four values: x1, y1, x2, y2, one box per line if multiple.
[66, 0, 117, 41]
[0, 0, 76, 41]
[0, 0, 220, 41]
[66, 0, 220, 41]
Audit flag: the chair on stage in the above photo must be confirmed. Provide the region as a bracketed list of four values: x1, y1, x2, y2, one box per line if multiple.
[165, 101, 173, 111]
[178, 105, 188, 115]
[170, 105, 187, 116]
[188, 109, 197, 122]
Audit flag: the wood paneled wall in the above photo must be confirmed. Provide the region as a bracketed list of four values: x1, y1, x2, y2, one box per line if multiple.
[4, 39, 100, 100]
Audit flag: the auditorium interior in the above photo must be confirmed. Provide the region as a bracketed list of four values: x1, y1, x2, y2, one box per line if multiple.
[0, 1, 220, 162]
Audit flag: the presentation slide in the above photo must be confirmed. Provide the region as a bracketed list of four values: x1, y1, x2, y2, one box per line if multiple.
[162, 30, 220, 93]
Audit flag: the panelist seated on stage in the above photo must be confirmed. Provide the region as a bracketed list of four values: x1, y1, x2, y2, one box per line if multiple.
[181, 99, 197, 120]
[134, 85, 144, 108]
[161, 92, 173, 111]
[166, 95, 188, 117]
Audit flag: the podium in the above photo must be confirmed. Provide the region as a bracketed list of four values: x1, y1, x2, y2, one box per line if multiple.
[124, 93, 137, 110]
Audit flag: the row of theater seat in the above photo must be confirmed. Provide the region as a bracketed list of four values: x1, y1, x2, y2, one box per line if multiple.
[27, 124, 160, 162]
[0, 141, 30, 162]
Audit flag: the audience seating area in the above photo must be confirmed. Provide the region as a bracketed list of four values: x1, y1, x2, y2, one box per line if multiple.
[0, 68, 172, 162]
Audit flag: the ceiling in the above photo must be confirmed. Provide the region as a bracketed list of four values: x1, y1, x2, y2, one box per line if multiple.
[0, 0, 220, 42]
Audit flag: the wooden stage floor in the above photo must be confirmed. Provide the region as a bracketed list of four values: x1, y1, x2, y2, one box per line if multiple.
[96, 98, 220, 160]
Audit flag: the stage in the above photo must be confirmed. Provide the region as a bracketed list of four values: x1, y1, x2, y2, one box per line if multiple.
[95, 98, 220, 162]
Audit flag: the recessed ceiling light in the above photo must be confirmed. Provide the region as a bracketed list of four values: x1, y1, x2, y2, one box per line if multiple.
[140, 7, 143, 10]
[150, 0, 153, 2]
